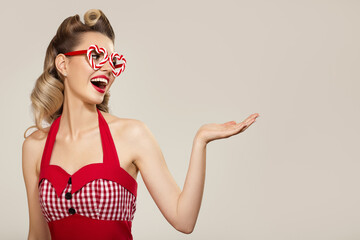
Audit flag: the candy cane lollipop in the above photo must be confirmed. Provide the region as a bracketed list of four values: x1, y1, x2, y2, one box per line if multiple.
[110, 52, 127, 77]
[87, 45, 109, 70]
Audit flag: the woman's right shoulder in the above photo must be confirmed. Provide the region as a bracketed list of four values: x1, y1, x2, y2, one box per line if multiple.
[22, 127, 50, 174]
[23, 127, 50, 146]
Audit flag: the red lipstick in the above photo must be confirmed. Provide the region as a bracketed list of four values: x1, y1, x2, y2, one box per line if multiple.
[90, 75, 109, 93]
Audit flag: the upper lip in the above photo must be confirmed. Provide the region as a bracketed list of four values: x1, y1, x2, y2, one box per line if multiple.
[90, 75, 109, 84]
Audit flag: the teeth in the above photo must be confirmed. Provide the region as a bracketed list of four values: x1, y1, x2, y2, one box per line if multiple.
[90, 78, 108, 85]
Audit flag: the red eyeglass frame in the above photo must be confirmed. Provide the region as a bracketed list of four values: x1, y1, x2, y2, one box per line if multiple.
[64, 44, 126, 77]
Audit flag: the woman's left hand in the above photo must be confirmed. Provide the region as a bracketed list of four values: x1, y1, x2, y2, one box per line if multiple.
[195, 113, 260, 144]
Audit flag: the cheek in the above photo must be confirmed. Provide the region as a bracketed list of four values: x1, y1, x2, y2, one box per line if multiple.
[106, 81, 113, 90]
[109, 78, 116, 87]
[69, 58, 94, 78]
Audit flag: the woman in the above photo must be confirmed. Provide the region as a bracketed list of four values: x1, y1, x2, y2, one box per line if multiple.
[22, 9, 259, 240]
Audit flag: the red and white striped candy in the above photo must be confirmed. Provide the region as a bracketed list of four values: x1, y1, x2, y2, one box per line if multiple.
[87, 45, 109, 70]
[110, 53, 127, 77]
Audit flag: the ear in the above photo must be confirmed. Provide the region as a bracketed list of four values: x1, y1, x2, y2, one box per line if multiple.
[55, 54, 68, 78]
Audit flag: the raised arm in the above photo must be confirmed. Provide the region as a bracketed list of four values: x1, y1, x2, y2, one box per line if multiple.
[22, 134, 51, 240]
[132, 113, 259, 234]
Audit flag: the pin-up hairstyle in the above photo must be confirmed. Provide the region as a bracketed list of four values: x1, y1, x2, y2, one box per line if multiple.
[24, 9, 115, 138]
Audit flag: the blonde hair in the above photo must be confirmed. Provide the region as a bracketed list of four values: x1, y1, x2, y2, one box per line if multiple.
[24, 9, 115, 139]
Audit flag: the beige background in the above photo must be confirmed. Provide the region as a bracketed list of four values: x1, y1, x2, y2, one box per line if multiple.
[1, 0, 359, 239]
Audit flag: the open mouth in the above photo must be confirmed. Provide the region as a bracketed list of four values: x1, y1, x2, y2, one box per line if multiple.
[90, 78, 108, 89]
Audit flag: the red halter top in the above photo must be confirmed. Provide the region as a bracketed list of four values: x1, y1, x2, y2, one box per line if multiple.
[38, 108, 138, 240]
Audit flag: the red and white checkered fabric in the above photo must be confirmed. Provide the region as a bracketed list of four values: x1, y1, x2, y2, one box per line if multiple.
[39, 178, 137, 222]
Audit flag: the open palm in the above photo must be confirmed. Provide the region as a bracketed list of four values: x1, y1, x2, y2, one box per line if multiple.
[196, 113, 260, 144]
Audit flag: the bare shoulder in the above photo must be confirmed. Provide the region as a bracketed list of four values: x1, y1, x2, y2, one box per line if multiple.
[100, 111, 152, 173]
[23, 127, 50, 152]
[22, 127, 51, 175]
[100, 110, 148, 139]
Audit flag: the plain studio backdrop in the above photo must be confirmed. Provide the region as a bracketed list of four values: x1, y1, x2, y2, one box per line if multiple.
[1, 0, 359, 239]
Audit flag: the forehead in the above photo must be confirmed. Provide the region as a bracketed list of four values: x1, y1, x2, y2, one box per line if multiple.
[76, 32, 114, 52]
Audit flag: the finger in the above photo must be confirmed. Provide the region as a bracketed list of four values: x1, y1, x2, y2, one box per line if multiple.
[247, 113, 259, 121]
[235, 121, 248, 129]
[246, 117, 256, 125]
[231, 114, 258, 133]
[243, 114, 259, 124]
[224, 121, 237, 125]
[240, 118, 256, 132]
[236, 114, 257, 125]
[226, 123, 246, 137]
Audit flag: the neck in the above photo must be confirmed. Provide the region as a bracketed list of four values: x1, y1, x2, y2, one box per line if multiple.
[59, 92, 100, 141]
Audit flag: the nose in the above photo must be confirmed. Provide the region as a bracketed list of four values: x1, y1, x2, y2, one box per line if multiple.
[99, 58, 113, 75]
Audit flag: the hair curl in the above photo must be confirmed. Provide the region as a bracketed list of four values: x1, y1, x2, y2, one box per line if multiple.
[24, 9, 115, 139]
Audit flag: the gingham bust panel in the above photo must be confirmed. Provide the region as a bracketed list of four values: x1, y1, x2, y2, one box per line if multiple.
[39, 178, 137, 222]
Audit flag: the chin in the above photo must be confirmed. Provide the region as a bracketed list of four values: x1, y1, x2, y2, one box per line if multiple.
[86, 93, 105, 104]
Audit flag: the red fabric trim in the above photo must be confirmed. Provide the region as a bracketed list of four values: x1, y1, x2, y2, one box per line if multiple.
[38, 108, 138, 197]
